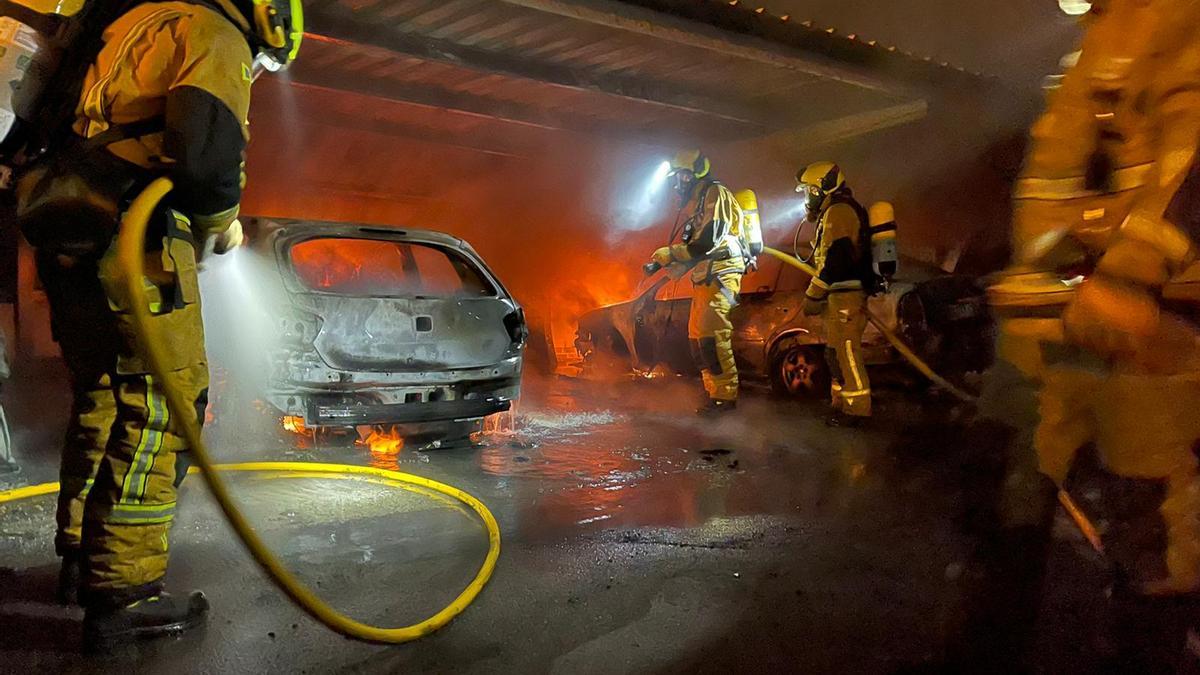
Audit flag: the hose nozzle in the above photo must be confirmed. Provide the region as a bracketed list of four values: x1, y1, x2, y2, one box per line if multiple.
[643, 261, 662, 276]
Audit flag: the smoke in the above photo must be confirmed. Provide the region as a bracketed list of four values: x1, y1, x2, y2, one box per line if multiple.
[240, 85, 688, 362]
[198, 247, 294, 452]
[237, 73, 1033, 378]
[200, 248, 282, 372]
[601, 158, 675, 247]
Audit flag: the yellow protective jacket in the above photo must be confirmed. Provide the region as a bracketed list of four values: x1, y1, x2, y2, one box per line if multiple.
[804, 193, 869, 304]
[75, 1, 254, 235]
[1005, 0, 1200, 372]
[665, 179, 745, 284]
[1014, 0, 1200, 270]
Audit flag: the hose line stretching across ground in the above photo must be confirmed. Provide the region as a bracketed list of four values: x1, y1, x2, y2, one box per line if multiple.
[107, 177, 500, 643]
[761, 247, 1106, 556]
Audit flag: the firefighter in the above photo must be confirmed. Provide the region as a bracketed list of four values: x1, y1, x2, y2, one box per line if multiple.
[25, 0, 303, 651]
[963, 0, 1200, 669]
[796, 162, 873, 425]
[649, 150, 745, 414]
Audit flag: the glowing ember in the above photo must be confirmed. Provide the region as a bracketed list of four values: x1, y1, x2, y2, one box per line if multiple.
[281, 415, 307, 434]
[358, 426, 405, 456]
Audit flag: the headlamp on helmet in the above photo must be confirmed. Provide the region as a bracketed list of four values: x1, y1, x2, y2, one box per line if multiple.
[795, 161, 845, 215]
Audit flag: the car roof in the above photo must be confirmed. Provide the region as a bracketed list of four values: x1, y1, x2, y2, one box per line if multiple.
[247, 217, 469, 250]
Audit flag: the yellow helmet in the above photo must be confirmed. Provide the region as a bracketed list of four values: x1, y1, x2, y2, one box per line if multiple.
[221, 0, 304, 71]
[796, 162, 845, 214]
[795, 161, 845, 194]
[668, 149, 711, 180]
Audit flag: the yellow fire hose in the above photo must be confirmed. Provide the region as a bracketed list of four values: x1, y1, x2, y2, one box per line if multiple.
[762, 246, 1106, 556]
[762, 246, 975, 403]
[0, 178, 500, 643]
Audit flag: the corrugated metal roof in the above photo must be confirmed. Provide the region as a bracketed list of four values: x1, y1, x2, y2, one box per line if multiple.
[291, 0, 994, 142]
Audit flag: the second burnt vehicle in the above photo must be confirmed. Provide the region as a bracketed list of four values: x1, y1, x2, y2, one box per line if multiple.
[235, 219, 526, 442]
[575, 253, 991, 396]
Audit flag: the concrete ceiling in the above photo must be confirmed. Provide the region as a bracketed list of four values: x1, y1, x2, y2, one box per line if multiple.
[757, 0, 1081, 90]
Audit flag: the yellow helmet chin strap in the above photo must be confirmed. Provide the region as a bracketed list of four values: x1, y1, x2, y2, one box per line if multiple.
[286, 0, 304, 63]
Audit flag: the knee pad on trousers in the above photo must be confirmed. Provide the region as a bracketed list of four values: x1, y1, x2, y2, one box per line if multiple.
[699, 337, 723, 374]
[174, 387, 209, 489]
[825, 347, 842, 380]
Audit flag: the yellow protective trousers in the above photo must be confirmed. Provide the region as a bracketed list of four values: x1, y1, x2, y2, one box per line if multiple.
[38, 210, 208, 606]
[1037, 366, 1200, 592]
[823, 290, 871, 417]
[688, 273, 741, 402]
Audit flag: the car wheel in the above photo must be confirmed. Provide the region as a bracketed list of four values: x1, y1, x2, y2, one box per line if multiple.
[769, 342, 830, 398]
[314, 425, 359, 448]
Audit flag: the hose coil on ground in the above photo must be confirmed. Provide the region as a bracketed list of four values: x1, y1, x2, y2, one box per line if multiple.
[109, 178, 500, 643]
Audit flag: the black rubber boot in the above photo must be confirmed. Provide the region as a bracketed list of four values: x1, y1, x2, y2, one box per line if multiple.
[824, 412, 865, 428]
[696, 399, 736, 416]
[83, 591, 209, 654]
[56, 551, 83, 606]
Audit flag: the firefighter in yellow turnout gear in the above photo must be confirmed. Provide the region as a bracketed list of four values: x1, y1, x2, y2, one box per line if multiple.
[17, 0, 303, 651]
[966, 0, 1200, 669]
[650, 150, 747, 414]
[797, 162, 873, 423]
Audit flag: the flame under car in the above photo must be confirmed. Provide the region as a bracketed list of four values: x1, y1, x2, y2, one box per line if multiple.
[253, 220, 526, 437]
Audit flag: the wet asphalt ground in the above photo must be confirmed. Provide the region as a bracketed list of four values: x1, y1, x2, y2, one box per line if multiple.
[0, 367, 1117, 674]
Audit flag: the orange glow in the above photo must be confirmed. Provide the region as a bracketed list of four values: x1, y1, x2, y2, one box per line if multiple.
[484, 407, 517, 435]
[290, 238, 373, 291]
[358, 425, 405, 457]
[545, 260, 639, 359]
[281, 415, 307, 434]
[472, 406, 519, 443]
[289, 237, 491, 297]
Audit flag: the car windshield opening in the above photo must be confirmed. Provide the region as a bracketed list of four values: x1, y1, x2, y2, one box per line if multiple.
[289, 238, 497, 298]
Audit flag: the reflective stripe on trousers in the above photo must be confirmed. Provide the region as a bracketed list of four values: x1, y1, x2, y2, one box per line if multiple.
[823, 290, 871, 417]
[38, 212, 210, 599]
[689, 273, 742, 401]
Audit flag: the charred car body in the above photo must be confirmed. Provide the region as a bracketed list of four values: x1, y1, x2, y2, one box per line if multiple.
[248, 220, 526, 434]
[575, 256, 991, 395]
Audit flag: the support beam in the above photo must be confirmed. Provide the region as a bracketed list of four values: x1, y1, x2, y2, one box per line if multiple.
[496, 0, 903, 95]
[303, 8, 772, 130]
[289, 66, 584, 134]
[265, 83, 533, 160]
[285, 68, 722, 147]
[767, 99, 929, 151]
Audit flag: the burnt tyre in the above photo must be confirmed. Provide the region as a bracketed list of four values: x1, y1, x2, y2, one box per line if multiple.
[407, 420, 483, 449]
[314, 425, 359, 448]
[769, 341, 830, 398]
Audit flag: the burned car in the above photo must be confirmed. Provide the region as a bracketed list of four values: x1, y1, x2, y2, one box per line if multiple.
[247, 220, 526, 436]
[575, 255, 991, 396]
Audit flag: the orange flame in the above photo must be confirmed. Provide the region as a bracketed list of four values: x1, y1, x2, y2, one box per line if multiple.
[358, 426, 405, 457]
[281, 415, 308, 434]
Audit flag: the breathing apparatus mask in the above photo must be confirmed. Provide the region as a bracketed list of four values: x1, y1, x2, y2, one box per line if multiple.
[798, 183, 826, 218]
[667, 149, 710, 201]
[795, 161, 846, 219]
